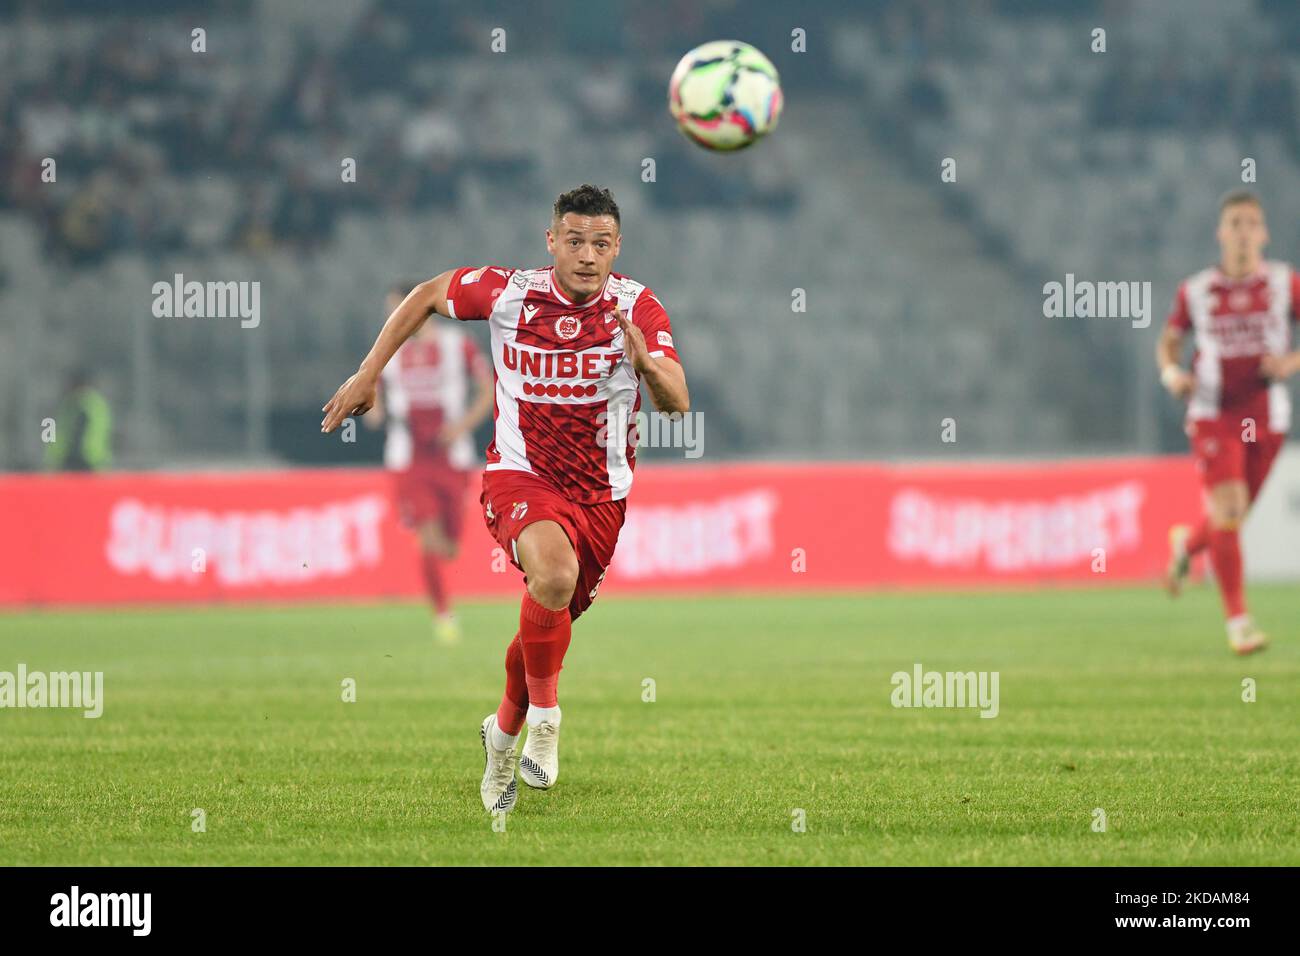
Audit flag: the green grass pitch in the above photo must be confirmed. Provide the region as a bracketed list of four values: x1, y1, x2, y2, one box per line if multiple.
[1, 585, 1298, 866]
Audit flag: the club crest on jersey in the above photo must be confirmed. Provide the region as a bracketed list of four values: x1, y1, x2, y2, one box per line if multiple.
[555, 315, 581, 340]
[511, 501, 529, 520]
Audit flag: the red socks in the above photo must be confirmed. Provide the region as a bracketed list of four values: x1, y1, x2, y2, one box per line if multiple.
[1184, 519, 1210, 557]
[518, 591, 572, 709]
[496, 634, 529, 735]
[1208, 527, 1246, 619]
[421, 551, 449, 615]
[494, 594, 573, 736]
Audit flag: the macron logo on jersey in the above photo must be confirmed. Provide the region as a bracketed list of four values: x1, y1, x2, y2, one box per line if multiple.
[523, 304, 539, 323]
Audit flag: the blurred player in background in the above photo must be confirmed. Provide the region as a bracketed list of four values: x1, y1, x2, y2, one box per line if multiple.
[1157, 190, 1300, 655]
[323, 185, 688, 814]
[45, 367, 113, 472]
[365, 281, 493, 645]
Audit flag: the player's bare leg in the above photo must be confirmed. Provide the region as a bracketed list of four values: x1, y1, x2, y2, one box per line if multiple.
[1206, 480, 1267, 655]
[511, 520, 577, 790]
[418, 520, 460, 644]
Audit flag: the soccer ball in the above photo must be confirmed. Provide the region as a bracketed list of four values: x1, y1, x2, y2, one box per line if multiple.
[668, 40, 783, 151]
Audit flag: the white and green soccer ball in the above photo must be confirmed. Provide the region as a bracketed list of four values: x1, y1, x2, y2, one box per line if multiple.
[668, 40, 783, 151]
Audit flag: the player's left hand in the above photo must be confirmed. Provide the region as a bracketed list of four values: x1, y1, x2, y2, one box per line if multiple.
[321, 371, 377, 433]
[612, 308, 652, 373]
[1260, 353, 1298, 381]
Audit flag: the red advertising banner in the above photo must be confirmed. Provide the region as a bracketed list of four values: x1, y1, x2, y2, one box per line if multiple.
[0, 458, 1202, 607]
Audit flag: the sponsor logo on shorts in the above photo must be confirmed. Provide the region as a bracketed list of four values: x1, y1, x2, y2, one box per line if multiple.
[511, 501, 529, 520]
[485, 500, 495, 521]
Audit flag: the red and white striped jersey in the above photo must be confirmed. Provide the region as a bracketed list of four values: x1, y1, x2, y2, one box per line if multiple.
[1166, 260, 1300, 431]
[446, 265, 681, 504]
[380, 324, 487, 471]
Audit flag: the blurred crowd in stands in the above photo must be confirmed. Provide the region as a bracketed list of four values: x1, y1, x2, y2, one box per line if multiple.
[0, 0, 836, 265]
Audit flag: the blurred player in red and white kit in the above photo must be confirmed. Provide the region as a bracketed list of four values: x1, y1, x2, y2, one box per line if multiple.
[364, 281, 493, 645]
[1157, 191, 1300, 655]
[322, 186, 689, 813]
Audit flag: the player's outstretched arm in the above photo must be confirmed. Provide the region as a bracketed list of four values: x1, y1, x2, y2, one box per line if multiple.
[614, 309, 689, 415]
[321, 270, 459, 433]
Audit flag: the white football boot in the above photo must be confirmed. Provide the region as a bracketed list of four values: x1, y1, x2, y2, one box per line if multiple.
[1226, 616, 1268, 656]
[518, 710, 560, 790]
[479, 714, 519, 813]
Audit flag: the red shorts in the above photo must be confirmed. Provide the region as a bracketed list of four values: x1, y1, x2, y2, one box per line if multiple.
[479, 469, 626, 621]
[393, 465, 470, 539]
[1188, 417, 1285, 498]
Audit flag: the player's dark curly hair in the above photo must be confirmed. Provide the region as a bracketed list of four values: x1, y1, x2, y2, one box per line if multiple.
[553, 184, 620, 225]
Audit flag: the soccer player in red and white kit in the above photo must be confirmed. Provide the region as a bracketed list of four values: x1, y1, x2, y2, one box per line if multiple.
[1157, 190, 1300, 655]
[321, 186, 689, 812]
[364, 281, 493, 645]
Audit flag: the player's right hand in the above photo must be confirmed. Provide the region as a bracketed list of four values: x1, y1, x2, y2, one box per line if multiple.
[321, 372, 377, 433]
[1160, 365, 1195, 400]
